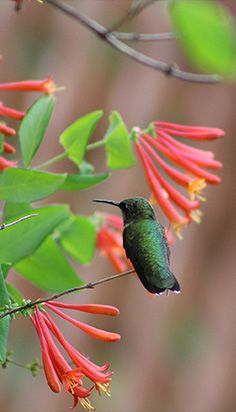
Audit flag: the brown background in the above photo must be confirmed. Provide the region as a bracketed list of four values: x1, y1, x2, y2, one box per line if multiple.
[0, 1, 236, 411]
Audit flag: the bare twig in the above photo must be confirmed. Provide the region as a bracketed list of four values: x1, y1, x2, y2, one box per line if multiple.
[0, 214, 38, 230]
[114, 31, 178, 42]
[0, 269, 135, 320]
[107, 0, 157, 33]
[43, 0, 221, 84]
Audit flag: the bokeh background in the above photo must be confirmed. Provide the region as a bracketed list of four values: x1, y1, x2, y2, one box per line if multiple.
[0, 1, 236, 411]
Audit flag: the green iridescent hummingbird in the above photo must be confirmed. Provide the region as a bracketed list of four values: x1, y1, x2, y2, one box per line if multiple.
[93, 197, 180, 295]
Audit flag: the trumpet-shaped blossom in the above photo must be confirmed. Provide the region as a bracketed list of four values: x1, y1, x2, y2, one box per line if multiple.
[0, 76, 58, 94]
[0, 59, 58, 169]
[134, 121, 223, 238]
[0, 156, 17, 170]
[31, 301, 120, 409]
[96, 213, 130, 272]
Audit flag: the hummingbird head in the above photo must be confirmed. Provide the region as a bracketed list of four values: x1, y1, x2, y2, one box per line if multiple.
[93, 197, 155, 225]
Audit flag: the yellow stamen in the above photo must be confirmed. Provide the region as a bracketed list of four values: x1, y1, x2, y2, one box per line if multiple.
[149, 196, 156, 206]
[173, 219, 188, 240]
[190, 209, 203, 224]
[188, 179, 207, 201]
[97, 382, 111, 398]
[80, 398, 95, 411]
[46, 81, 65, 95]
[68, 378, 79, 395]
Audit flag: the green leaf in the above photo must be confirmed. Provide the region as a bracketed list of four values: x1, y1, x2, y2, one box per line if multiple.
[3, 202, 33, 221]
[0, 135, 4, 154]
[6, 283, 23, 306]
[61, 172, 109, 191]
[104, 111, 136, 169]
[0, 266, 10, 309]
[19, 95, 56, 166]
[58, 216, 96, 264]
[15, 236, 83, 292]
[79, 160, 95, 175]
[0, 317, 9, 364]
[60, 110, 103, 166]
[0, 205, 70, 265]
[170, 0, 236, 76]
[0, 266, 10, 363]
[0, 168, 66, 202]
[1, 264, 11, 279]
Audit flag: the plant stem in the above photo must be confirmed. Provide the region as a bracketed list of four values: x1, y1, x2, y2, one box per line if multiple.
[87, 139, 106, 151]
[0, 269, 135, 320]
[36, 152, 67, 170]
[36, 139, 105, 170]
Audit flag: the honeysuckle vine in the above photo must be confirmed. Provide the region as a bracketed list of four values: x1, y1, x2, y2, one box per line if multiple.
[0, 77, 224, 408]
[1, 0, 233, 408]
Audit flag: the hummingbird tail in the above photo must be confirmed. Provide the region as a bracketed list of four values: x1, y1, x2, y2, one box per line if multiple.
[169, 275, 181, 294]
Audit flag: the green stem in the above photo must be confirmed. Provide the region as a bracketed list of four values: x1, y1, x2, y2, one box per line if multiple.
[8, 360, 33, 370]
[36, 139, 105, 170]
[36, 152, 67, 170]
[86, 138, 106, 151]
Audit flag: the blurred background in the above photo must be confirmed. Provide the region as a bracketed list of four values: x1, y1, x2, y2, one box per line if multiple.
[0, 1, 236, 411]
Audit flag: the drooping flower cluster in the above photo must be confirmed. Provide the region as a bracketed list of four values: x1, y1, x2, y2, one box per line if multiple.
[96, 213, 129, 272]
[0, 68, 57, 170]
[134, 121, 224, 238]
[31, 301, 120, 410]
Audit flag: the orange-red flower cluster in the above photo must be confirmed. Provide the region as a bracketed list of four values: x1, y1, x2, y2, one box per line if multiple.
[0, 71, 57, 170]
[135, 121, 224, 238]
[96, 213, 130, 272]
[31, 301, 120, 410]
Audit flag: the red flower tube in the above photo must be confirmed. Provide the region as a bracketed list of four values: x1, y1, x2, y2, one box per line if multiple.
[133, 121, 223, 236]
[31, 300, 120, 409]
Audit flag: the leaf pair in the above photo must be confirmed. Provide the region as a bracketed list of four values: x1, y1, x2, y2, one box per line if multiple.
[20, 96, 136, 171]
[60, 110, 136, 170]
[0, 168, 108, 203]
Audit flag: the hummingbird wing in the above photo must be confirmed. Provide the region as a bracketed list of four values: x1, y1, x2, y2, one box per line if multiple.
[156, 222, 170, 264]
[123, 220, 179, 294]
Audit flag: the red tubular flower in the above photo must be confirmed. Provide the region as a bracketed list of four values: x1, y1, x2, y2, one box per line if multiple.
[0, 77, 58, 95]
[0, 156, 17, 170]
[31, 301, 120, 409]
[33, 309, 93, 410]
[134, 121, 224, 237]
[3, 142, 16, 154]
[32, 313, 61, 394]
[96, 213, 130, 272]
[47, 301, 120, 316]
[45, 303, 120, 342]
[0, 63, 58, 168]
[0, 101, 25, 120]
[136, 143, 188, 237]
[155, 121, 224, 140]
[0, 123, 16, 136]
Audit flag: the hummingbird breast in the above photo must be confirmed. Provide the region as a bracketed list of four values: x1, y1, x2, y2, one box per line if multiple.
[123, 219, 179, 294]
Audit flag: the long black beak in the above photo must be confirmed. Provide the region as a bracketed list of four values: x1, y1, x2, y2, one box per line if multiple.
[93, 199, 120, 207]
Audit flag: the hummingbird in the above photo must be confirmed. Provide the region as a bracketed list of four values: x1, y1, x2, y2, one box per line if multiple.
[93, 197, 180, 295]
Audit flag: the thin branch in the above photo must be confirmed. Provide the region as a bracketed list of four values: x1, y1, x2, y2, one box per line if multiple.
[107, 0, 157, 33]
[0, 269, 135, 320]
[43, 0, 221, 84]
[0, 214, 38, 230]
[114, 31, 178, 42]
